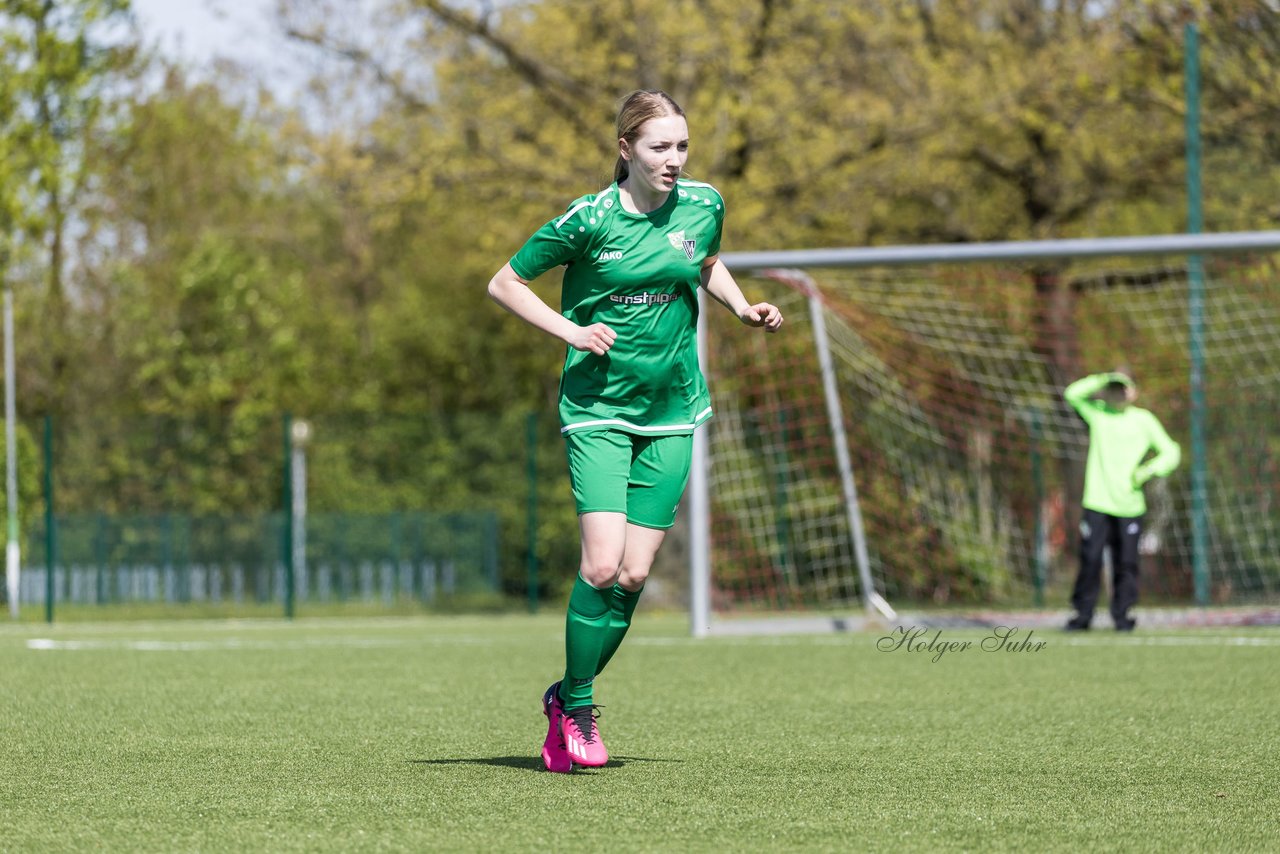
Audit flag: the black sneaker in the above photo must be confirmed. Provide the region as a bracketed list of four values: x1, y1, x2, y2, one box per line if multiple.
[1065, 617, 1091, 631]
[1114, 617, 1137, 632]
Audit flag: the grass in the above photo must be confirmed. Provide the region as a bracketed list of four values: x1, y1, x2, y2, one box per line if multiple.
[10, 593, 512, 623]
[2, 613, 1277, 852]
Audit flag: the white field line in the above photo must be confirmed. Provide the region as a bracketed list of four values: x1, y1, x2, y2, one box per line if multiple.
[25, 635, 496, 651]
[1055, 635, 1280, 647]
[631, 636, 857, 646]
[22, 631, 1280, 652]
[0, 615, 519, 637]
[632, 633, 1280, 648]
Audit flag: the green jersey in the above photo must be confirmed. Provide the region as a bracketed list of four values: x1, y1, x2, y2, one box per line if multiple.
[1064, 373, 1182, 517]
[510, 179, 724, 436]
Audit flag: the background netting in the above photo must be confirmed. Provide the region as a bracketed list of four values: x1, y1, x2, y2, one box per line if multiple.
[702, 253, 1280, 612]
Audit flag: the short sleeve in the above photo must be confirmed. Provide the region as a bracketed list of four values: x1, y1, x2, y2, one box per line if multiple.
[510, 196, 596, 281]
[705, 188, 725, 257]
[509, 220, 579, 281]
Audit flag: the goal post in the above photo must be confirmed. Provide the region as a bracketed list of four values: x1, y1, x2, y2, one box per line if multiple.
[688, 230, 1280, 635]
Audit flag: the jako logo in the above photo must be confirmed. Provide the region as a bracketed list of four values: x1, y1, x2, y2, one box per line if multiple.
[598, 250, 625, 261]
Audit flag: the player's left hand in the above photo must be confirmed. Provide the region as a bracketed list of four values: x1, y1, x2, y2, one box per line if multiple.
[740, 302, 783, 332]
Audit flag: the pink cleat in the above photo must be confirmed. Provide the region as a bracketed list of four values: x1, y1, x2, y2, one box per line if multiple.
[541, 682, 573, 773]
[561, 705, 608, 768]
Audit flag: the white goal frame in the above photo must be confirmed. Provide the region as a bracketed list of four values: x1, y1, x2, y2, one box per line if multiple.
[690, 230, 1280, 637]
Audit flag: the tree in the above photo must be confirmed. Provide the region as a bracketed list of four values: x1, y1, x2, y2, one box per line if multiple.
[0, 36, 20, 266]
[1135, 0, 1280, 231]
[261, 0, 1280, 597]
[52, 64, 336, 514]
[276, 0, 1206, 388]
[16, 0, 1272, 597]
[0, 0, 135, 413]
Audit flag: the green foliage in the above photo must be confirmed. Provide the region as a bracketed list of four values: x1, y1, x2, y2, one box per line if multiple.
[2, 0, 1279, 600]
[0, 0, 134, 253]
[1, 0, 136, 427]
[0, 419, 43, 556]
[122, 235, 308, 418]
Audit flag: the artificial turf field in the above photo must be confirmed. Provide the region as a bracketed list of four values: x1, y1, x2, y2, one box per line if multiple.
[2, 613, 1277, 853]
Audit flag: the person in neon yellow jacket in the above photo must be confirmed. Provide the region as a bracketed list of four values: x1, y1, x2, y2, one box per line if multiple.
[1063, 371, 1181, 631]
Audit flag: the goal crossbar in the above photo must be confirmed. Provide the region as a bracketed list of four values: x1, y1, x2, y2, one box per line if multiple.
[721, 231, 1280, 271]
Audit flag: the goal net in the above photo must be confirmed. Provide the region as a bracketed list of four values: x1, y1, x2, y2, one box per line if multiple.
[692, 233, 1280, 630]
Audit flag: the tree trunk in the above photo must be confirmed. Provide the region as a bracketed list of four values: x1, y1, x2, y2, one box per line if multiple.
[1031, 265, 1085, 569]
[1031, 266, 1078, 391]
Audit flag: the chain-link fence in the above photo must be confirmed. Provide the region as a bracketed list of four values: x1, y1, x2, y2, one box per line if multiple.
[4, 410, 582, 619]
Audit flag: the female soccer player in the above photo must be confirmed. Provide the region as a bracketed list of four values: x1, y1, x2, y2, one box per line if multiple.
[487, 90, 783, 772]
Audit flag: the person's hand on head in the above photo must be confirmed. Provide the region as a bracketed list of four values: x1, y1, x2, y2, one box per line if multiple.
[1110, 370, 1137, 403]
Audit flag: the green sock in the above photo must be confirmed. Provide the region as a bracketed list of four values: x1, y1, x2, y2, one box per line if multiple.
[596, 583, 643, 676]
[559, 574, 612, 709]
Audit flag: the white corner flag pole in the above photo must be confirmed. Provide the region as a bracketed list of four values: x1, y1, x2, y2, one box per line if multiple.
[5, 287, 19, 618]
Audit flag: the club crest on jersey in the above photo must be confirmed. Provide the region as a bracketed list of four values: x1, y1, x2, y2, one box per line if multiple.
[668, 230, 697, 261]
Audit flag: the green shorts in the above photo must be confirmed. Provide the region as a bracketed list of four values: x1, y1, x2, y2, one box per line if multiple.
[564, 429, 694, 529]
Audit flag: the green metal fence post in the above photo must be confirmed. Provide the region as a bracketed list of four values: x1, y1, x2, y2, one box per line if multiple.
[43, 415, 54, 623]
[1185, 22, 1210, 606]
[525, 411, 538, 613]
[282, 413, 294, 619]
[162, 513, 173, 602]
[95, 513, 107, 605]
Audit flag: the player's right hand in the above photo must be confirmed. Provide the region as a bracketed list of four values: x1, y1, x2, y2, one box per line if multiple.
[568, 322, 617, 355]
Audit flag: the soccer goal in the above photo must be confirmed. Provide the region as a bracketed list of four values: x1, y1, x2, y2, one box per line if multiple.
[688, 231, 1280, 636]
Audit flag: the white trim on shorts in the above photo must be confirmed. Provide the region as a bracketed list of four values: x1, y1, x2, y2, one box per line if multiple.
[560, 407, 713, 435]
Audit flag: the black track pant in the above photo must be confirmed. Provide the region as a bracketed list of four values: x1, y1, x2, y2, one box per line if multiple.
[1071, 508, 1142, 624]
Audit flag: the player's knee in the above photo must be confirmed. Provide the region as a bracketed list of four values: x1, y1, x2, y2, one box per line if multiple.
[617, 563, 650, 590]
[579, 557, 622, 589]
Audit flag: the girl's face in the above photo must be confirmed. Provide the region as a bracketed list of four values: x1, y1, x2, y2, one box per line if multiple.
[621, 114, 689, 195]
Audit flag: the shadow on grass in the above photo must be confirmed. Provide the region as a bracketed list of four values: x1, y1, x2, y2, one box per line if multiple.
[410, 755, 681, 772]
